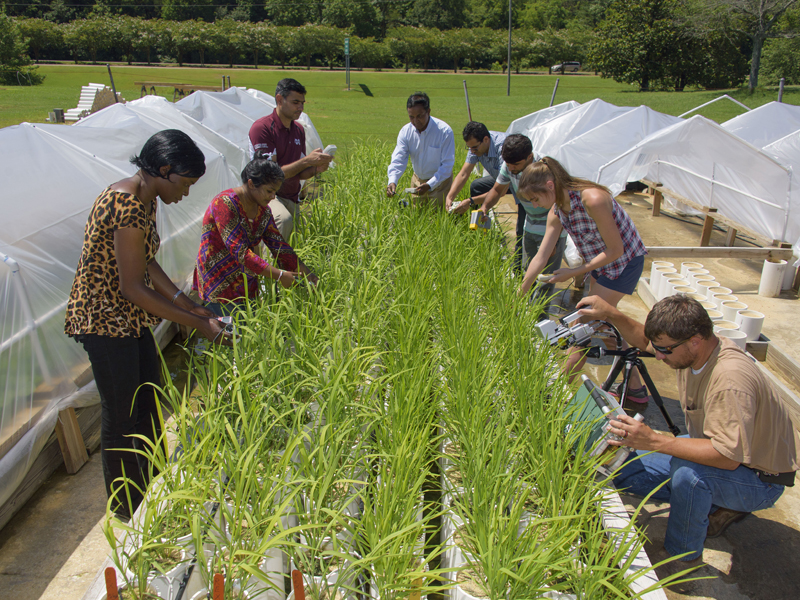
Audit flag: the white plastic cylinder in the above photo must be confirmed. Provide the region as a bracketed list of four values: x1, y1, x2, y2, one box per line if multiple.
[666, 279, 690, 298]
[686, 292, 708, 302]
[735, 310, 765, 342]
[650, 261, 674, 283]
[706, 309, 723, 321]
[717, 328, 747, 349]
[759, 259, 787, 297]
[710, 293, 738, 310]
[714, 320, 740, 332]
[653, 267, 677, 298]
[660, 275, 685, 300]
[686, 268, 709, 286]
[673, 286, 696, 296]
[708, 286, 732, 301]
[680, 262, 704, 277]
[782, 258, 798, 290]
[690, 273, 715, 290]
[721, 300, 748, 322]
[696, 280, 720, 298]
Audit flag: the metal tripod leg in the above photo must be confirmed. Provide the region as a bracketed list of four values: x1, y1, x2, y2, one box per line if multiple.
[635, 359, 680, 436]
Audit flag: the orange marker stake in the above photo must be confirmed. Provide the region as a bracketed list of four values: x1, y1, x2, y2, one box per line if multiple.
[213, 573, 224, 600]
[291, 569, 305, 600]
[104, 567, 119, 600]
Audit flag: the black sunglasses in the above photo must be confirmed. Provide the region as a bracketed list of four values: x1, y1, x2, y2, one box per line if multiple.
[651, 336, 693, 355]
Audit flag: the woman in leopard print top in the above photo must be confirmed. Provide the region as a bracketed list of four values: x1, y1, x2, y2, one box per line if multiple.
[65, 130, 227, 519]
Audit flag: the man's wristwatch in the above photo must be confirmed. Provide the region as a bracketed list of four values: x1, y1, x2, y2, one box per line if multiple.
[468, 197, 478, 208]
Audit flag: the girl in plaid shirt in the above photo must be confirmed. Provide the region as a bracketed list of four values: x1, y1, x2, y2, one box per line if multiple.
[518, 157, 648, 394]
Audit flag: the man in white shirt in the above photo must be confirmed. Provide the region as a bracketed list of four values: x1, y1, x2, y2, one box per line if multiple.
[386, 92, 455, 208]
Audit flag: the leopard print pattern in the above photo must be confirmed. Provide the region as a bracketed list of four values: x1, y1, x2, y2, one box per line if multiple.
[65, 187, 162, 337]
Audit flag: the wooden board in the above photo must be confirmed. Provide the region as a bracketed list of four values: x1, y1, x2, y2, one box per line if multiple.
[55, 407, 89, 474]
[753, 359, 800, 432]
[0, 403, 102, 532]
[766, 344, 800, 394]
[645, 246, 793, 260]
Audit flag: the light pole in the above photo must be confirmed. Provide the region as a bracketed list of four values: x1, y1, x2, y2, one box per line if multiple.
[507, 0, 512, 96]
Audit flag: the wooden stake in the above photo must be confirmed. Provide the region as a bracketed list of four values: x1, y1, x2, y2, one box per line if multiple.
[104, 567, 119, 600]
[213, 573, 224, 600]
[55, 407, 89, 474]
[700, 208, 718, 247]
[291, 570, 305, 600]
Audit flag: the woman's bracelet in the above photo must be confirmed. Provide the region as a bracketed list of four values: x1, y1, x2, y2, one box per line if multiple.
[277, 270, 284, 283]
[171, 289, 183, 304]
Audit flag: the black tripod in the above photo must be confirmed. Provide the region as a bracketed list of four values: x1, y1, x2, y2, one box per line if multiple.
[581, 327, 681, 436]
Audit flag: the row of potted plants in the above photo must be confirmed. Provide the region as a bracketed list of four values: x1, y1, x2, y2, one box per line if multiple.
[101, 142, 680, 600]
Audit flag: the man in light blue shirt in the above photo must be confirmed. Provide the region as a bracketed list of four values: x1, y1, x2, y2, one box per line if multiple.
[386, 92, 455, 208]
[468, 134, 567, 298]
[445, 122, 507, 212]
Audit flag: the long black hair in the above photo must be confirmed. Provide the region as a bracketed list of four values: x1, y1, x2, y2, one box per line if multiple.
[130, 130, 206, 179]
[241, 151, 285, 187]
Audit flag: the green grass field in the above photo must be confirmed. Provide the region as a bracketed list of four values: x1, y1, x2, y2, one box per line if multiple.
[1, 65, 797, 153]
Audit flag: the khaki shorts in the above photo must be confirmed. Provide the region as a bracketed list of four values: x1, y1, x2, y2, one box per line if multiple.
[269, 196, 301, 242]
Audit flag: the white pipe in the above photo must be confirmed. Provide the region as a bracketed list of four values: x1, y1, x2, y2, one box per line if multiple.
[678, 94, 751, 118]
[735, 310, 765, 342]
[758, 259, 787, 297]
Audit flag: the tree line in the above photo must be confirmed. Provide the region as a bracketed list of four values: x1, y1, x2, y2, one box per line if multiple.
[2, 1, 798, 91]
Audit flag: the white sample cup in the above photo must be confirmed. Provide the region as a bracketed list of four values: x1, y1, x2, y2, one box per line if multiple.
[721, 301, 748, 322]
[710, 293, 738, 310]
[706, 309, 723, 321]
[735, 310, 765, 342]
[680, 262, 704, 277]
[717, 328, 748, 349]
[653, 267, 677, 298]
[714, 320, 740, 332]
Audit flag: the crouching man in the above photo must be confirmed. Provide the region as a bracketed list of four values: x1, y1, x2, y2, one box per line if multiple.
[577, 294, 798, 566]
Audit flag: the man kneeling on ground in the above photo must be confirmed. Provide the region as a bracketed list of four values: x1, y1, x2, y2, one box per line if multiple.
[577, 294, 798, 566]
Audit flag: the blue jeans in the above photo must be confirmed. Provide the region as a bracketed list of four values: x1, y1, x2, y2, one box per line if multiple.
[614, 442, 785, 561]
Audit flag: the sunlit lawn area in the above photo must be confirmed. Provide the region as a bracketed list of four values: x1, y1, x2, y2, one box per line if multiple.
[1, 64, 797, 153]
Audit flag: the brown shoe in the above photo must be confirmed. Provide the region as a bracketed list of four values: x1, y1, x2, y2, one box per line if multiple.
[707, 507, 749, 538]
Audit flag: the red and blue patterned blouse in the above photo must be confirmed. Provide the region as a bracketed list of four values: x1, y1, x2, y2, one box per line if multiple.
[193, 189, 298, 303]
[555, 190, 647, 280]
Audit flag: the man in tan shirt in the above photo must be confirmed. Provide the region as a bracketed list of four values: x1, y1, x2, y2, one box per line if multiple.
[577, 294, 798, 566]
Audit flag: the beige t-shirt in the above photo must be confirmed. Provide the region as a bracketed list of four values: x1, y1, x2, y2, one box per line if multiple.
[677, 336, 800, 474]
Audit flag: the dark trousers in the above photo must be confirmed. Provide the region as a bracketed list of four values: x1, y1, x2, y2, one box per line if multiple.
[79, 329, 163, 517]
[469, 175, 525, 273]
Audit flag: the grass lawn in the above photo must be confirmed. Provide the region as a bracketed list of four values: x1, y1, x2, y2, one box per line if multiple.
[1, 64, 797, 154]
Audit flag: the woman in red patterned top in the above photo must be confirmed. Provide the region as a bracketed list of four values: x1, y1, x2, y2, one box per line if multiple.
[193, 153, 317, 315]
[518, 157, 648, 393]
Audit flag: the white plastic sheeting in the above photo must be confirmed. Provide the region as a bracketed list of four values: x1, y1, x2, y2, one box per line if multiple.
[553, 105, 683, 181]
[525, 99, 635, 159]
[505, 101, 580, 136]
[722, 101, 800, 149]
[175, 87, 324, 159]
[0, 86, 326, 511]
[762, 129, 800, 259]
[597, 115, 793, 245]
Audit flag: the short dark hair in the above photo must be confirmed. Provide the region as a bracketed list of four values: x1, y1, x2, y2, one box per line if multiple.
[407, 92, 430, 111]
[462, 122, 490, 143]
[276, 78, 306, 98]
[501, 134, 532, 164]
[644, 295, 714, 343]
[242, 151, 285, 187]
[130, 129, 206, 179]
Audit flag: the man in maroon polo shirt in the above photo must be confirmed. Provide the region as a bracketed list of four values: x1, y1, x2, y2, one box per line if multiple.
[248, 78, 332, 241]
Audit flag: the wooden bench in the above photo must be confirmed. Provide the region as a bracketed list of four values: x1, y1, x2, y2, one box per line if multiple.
[134, 81, 223, 102]
[640, 178, 786, 249]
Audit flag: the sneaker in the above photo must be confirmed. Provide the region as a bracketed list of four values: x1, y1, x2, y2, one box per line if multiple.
[706, 507, 749, 538]
[610, 382, 651, 404]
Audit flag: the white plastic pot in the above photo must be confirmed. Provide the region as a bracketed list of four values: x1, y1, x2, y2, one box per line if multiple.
[650, 261, 674, 282]
[735, 310, 765, 342]
[721, 301, 748, 322]
[695, 279, 720, 298]
[652, 267, 677, 298]
[710, 293, 738, 310]
[717, 329, 747, 349]
[706, 309, 723, 321]
[759, 259, 787, 297]
[679, 261, 703, 277]
[659, 274, 684, 300]
[713, 320, 740, 332]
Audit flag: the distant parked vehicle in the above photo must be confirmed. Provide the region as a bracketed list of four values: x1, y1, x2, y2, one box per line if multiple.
[551, 61, 581, 73]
